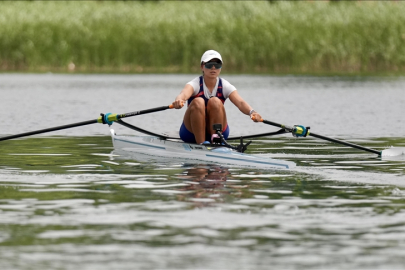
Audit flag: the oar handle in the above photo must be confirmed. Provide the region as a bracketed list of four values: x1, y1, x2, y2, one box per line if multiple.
[97, 105, 174, 125]
[261, 119, 295, 132]
[120, 105, 173, 119]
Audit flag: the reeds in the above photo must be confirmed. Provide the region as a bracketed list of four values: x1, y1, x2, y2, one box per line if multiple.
[1, 1, 404, 74]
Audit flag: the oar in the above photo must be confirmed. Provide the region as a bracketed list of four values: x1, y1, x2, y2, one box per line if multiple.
[259, 119, 381, 155]
[0, 105, 174, 142]
[227, 129, 287, 140]
[115, 119, 180, 140]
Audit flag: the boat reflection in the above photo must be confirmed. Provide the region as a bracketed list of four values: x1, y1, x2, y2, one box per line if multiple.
[110, 149, 250, 206]
[173, 164, 250, 207]
[178, 164, 229, 187]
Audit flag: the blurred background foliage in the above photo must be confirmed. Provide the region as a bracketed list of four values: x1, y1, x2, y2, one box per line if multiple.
[0, 1, 404, 75]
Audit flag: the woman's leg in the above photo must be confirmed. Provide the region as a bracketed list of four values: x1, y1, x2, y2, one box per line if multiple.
[183, 98, 206, 144]
[206, 97, 227, 137]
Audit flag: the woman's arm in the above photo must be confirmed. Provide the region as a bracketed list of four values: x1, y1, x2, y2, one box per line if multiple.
[229, 90, 262, 122]
[172, 84, 194, 109]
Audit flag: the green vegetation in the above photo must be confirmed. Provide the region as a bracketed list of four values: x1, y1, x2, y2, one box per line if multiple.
[1, 1, 405, 75]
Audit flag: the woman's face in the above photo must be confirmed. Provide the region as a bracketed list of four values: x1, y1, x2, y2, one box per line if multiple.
[201, 58, 222, 78]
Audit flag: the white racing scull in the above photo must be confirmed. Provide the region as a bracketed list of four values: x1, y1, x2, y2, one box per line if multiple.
[110, 129, 296, 169]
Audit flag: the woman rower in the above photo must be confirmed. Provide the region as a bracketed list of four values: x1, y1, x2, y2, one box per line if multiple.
[172, 50, 262, 144]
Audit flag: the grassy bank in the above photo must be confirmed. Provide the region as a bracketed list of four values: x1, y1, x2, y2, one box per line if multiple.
[1, 1, 405, 75]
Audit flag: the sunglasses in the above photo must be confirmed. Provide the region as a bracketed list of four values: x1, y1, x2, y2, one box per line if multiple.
[204, 62, 222, 69]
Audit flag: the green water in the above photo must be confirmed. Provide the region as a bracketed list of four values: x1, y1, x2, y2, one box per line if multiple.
[1, 73, 405, 269]
[1, 136, 405, 269]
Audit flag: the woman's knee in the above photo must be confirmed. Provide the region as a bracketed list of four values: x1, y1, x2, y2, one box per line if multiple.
[207, 97, 224, 111]
[188, 97, 205, 112]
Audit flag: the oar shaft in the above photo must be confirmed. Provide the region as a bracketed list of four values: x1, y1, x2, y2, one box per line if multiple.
[119, 105, 173, 119]
[0, 119, 97, 142]
[227, 129, 287, 140]
[116, 120, 179, 140]
[262, 120, 294, 131]
[101, 105, 174, 124]
[261, 119, 381, 156]
[309, 132, 380, 155]
[0, 104, 174, 142]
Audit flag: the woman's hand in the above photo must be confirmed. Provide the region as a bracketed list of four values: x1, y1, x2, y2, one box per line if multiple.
[172, 99, 185, 109]
[251, 112, 262, 122]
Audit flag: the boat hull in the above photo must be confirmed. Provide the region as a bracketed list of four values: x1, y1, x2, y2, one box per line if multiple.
[110, 130, 296, 169]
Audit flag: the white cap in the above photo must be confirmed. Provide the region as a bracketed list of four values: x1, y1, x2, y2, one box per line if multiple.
[201, 50, 223, 64]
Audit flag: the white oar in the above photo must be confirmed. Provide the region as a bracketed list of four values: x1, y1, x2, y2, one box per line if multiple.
[380, 147, 405, 157]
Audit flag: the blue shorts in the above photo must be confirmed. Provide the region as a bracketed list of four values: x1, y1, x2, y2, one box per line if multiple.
[179, 122, 230, 143]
